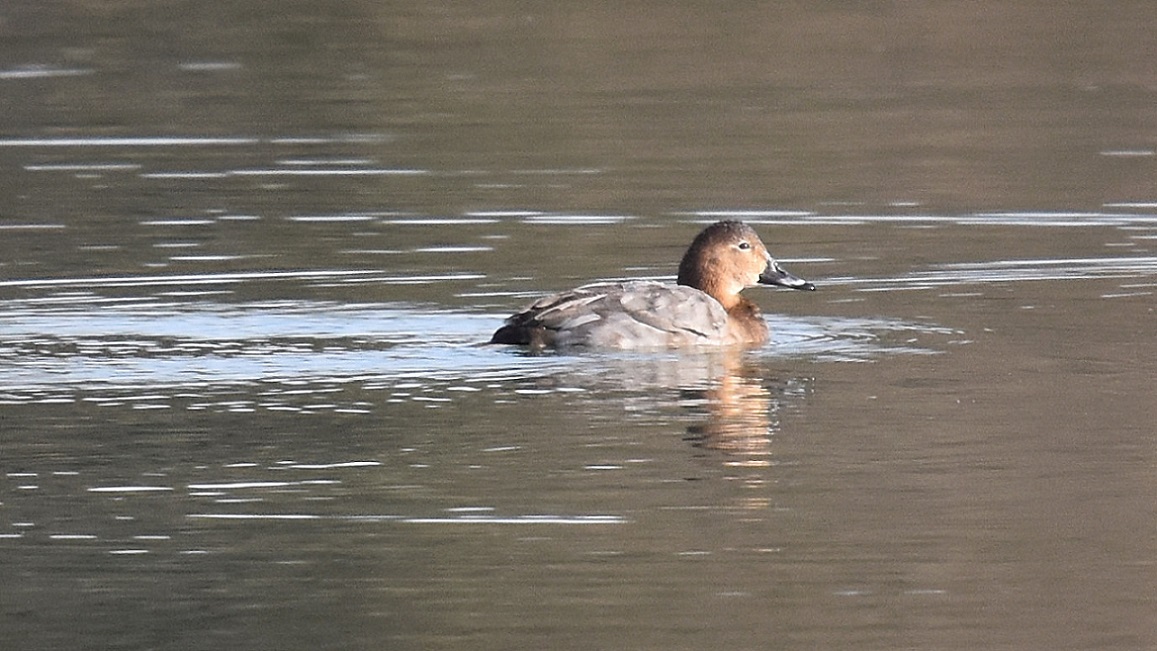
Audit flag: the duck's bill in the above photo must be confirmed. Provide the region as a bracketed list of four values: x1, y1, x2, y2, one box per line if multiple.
[759, 262, 816, 291]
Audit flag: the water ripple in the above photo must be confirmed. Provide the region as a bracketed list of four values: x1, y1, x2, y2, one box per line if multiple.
[827, 255, 1157, 291]
[683, 210, 1157, 227]
[0, 299, 951, 406]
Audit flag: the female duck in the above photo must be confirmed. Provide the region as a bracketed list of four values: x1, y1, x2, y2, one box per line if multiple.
[491, 220, 815, 349]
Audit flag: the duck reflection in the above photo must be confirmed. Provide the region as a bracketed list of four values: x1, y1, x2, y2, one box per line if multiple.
[683, 351, 775, 460]
[681, 349, 810, 465]
[578, 348, 810, 467]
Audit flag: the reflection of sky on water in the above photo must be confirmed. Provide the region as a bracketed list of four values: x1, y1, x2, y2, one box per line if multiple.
[687, 210, 1157, 227]
[0, 301, 956, 407]
[0, 304, 524, 404]
[829, 256, 1157, 290]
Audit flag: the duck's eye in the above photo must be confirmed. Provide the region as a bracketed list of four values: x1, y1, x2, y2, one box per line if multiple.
[737, 241, 751, 250]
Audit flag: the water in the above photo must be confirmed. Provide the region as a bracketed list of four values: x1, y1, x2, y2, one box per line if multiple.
[2, 3, 1156, 650]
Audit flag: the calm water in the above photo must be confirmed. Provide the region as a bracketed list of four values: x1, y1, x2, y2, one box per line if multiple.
[2, 3, 1156, 650]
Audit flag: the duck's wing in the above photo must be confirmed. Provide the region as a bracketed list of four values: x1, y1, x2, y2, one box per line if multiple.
[490, 283, 607, 346]
[492, 281, 728, 348]
[608, 282, 728, 340]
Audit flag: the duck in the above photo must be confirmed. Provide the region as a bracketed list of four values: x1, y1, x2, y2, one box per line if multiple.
[490, 220, 815, 349]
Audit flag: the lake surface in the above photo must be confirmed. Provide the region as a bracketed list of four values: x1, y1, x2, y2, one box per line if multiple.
[2, 3, 1155, 650]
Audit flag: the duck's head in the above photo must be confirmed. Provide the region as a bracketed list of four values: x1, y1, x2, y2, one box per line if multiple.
[677, 220, 815, 308]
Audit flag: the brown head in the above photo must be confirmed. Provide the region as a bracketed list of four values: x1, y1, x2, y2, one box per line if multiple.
[676, 221, 815, 310]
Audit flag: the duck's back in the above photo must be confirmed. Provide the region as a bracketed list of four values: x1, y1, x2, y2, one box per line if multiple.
[491, 281, 730, 349]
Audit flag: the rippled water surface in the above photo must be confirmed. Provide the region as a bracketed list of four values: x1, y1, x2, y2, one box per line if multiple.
[2, 3, 1156, 650]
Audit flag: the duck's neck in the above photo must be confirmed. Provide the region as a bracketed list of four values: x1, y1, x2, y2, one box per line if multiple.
[678, 258, 739, 308]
